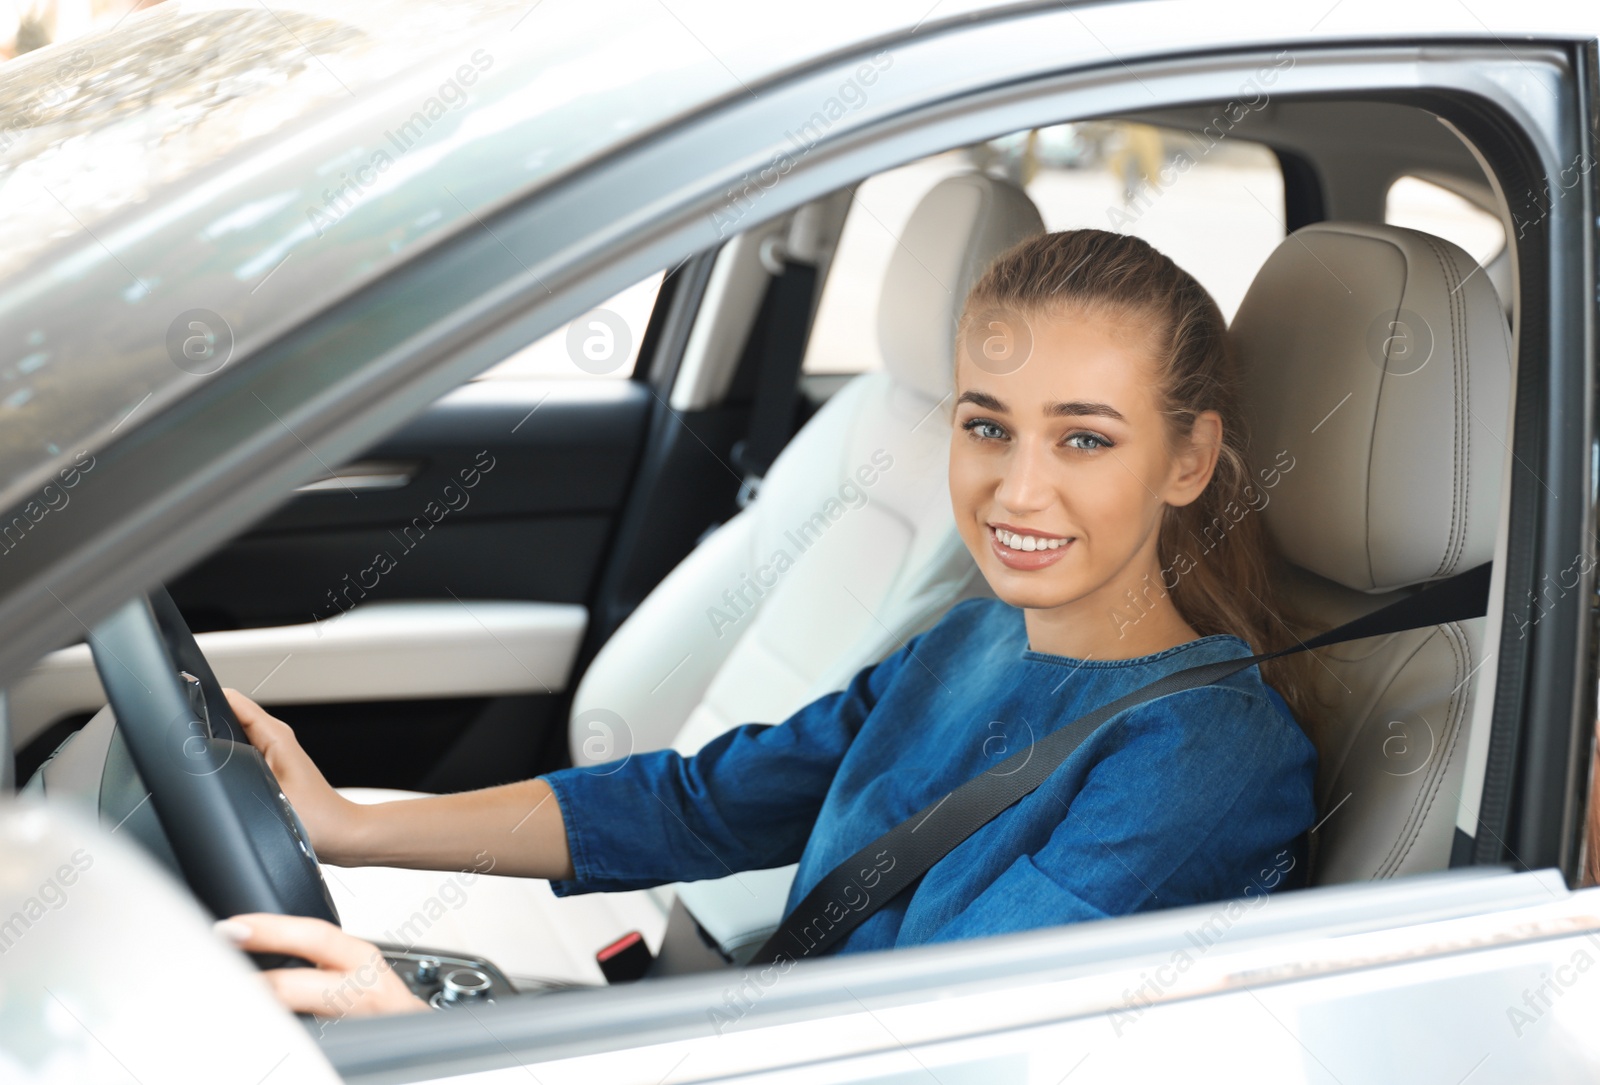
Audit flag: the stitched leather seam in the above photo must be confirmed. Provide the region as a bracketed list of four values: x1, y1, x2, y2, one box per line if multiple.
[1383, 622, 1471, 877]
[1374, 622, 1467, 875]
[1421, 234, 1468, 577]
[1356, 628, 1449, 877]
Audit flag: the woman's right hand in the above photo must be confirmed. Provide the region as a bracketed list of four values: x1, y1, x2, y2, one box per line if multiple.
[217, 913, 429, 1018]
[224, 688, 368, 867]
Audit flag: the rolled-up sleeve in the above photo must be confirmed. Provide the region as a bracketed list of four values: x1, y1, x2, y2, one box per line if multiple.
[543, 640, 912, 896]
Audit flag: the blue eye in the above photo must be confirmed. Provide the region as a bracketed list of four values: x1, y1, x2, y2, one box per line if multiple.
[962, 418, 1006, 441]
[1064, 431, 1113, 451]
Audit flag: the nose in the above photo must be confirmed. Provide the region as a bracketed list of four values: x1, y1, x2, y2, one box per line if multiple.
[993, 435, 1053, 516]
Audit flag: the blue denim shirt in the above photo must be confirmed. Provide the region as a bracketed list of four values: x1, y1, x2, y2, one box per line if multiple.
[543, 597, 1318, 955]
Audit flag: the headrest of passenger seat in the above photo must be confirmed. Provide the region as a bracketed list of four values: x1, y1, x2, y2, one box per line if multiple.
[877, 172, 1044, 402]
[1231, 221, 1512, 593]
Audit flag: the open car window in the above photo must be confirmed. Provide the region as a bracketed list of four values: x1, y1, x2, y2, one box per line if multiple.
[471, 271, 665, 380]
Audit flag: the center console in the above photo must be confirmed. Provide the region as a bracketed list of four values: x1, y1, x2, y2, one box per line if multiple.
[379, 944, 525, 1008]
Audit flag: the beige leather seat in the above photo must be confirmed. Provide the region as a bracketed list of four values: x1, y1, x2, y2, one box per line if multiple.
[1230, 221, 1512, 883]
[331, 173, 1044, 985]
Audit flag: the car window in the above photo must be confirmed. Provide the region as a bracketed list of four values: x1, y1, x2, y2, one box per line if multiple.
[803, 121, 1286, 375]
[471, 271, 665, 380]
[1383, 173, 1506, 267]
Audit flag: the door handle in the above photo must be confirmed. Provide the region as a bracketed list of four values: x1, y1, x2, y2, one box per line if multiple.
[294, 459, 419, 493]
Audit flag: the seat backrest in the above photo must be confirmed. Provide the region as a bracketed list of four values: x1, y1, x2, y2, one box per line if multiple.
[1231, 221, 1512, 884]
[566, 173, 1043, 956]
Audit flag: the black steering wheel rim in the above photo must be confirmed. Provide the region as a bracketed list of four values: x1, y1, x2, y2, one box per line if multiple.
[88, 590, 338, 926]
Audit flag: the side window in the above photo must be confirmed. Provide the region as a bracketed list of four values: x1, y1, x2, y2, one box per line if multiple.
[802, 121, 1286, 376]
[1384, 174, 1508, 310]
[1383, 175, 1505, 265]
[473, 271, 665, 380]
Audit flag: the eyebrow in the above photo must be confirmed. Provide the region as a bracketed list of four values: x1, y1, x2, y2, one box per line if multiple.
[955, 390, 1127, 423]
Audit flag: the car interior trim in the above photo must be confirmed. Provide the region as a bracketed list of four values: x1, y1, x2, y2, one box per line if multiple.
[8, 601, 587, 748]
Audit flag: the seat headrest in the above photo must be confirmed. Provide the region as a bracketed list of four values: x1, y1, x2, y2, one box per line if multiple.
[1232, 221, 1512, 593]
[877, 172, 1044, 402]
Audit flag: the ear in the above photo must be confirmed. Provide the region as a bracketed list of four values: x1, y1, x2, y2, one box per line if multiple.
[1162, 410, 1223, 508]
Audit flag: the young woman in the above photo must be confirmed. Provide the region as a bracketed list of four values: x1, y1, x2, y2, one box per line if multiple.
[219, 228, 1320, 1017]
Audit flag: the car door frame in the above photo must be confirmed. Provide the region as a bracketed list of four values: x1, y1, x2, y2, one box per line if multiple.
[1, 10, 1593, 1076]
[258, 21, 1596, 1085]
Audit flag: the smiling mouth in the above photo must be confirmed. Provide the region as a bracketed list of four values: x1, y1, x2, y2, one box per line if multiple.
[988, 525, 1074, 552]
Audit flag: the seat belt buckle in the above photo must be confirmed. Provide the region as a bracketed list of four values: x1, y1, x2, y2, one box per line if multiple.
[596, 930, 654, 984]
[730, 439, 764, 508]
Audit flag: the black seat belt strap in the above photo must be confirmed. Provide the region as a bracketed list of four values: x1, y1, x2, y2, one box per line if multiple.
[747, 561, 1493, 966]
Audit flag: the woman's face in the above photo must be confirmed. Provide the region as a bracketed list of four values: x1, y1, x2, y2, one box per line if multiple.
[948, 304, 1219, 645]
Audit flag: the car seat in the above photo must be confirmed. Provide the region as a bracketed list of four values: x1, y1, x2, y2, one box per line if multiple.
[1229, 221, 1512, 883]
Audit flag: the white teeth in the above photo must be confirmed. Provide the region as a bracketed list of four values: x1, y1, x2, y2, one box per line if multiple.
[994, 528, 1070, 551]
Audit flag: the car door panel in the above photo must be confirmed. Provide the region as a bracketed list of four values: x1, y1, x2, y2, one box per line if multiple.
[168, 379, 650, 629]
[151, 379, 652, 790]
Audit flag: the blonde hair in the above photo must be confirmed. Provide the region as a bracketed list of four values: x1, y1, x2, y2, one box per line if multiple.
[956, 228, 1323, 736]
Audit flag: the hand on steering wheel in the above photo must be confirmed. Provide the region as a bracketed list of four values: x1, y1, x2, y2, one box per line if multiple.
[218, 913, 428, 1018]
[224, 689, 369, 868]
[88, 590, 341, 925]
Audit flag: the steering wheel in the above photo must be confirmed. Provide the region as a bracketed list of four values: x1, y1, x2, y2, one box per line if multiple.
[87, 589, 339, 927]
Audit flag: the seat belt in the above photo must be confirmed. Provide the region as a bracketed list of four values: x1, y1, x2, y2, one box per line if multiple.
[747, 560, 1493, 966]
[730, 257, 819, 508]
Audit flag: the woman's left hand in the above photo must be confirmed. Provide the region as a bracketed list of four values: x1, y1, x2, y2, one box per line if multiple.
[217, 913, 430, 1018]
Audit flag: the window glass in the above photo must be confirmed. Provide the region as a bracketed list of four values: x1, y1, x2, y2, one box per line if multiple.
[1384, 175, 1505, 267]
[473, 271, 664, 380]
[803, 121, 1286, 375]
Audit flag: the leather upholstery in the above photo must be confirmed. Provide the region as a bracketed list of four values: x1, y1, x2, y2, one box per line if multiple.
[1230, 221, 1511, 884]
[1234, 221, 1510, 592]
[876, 171, 1046, 403]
